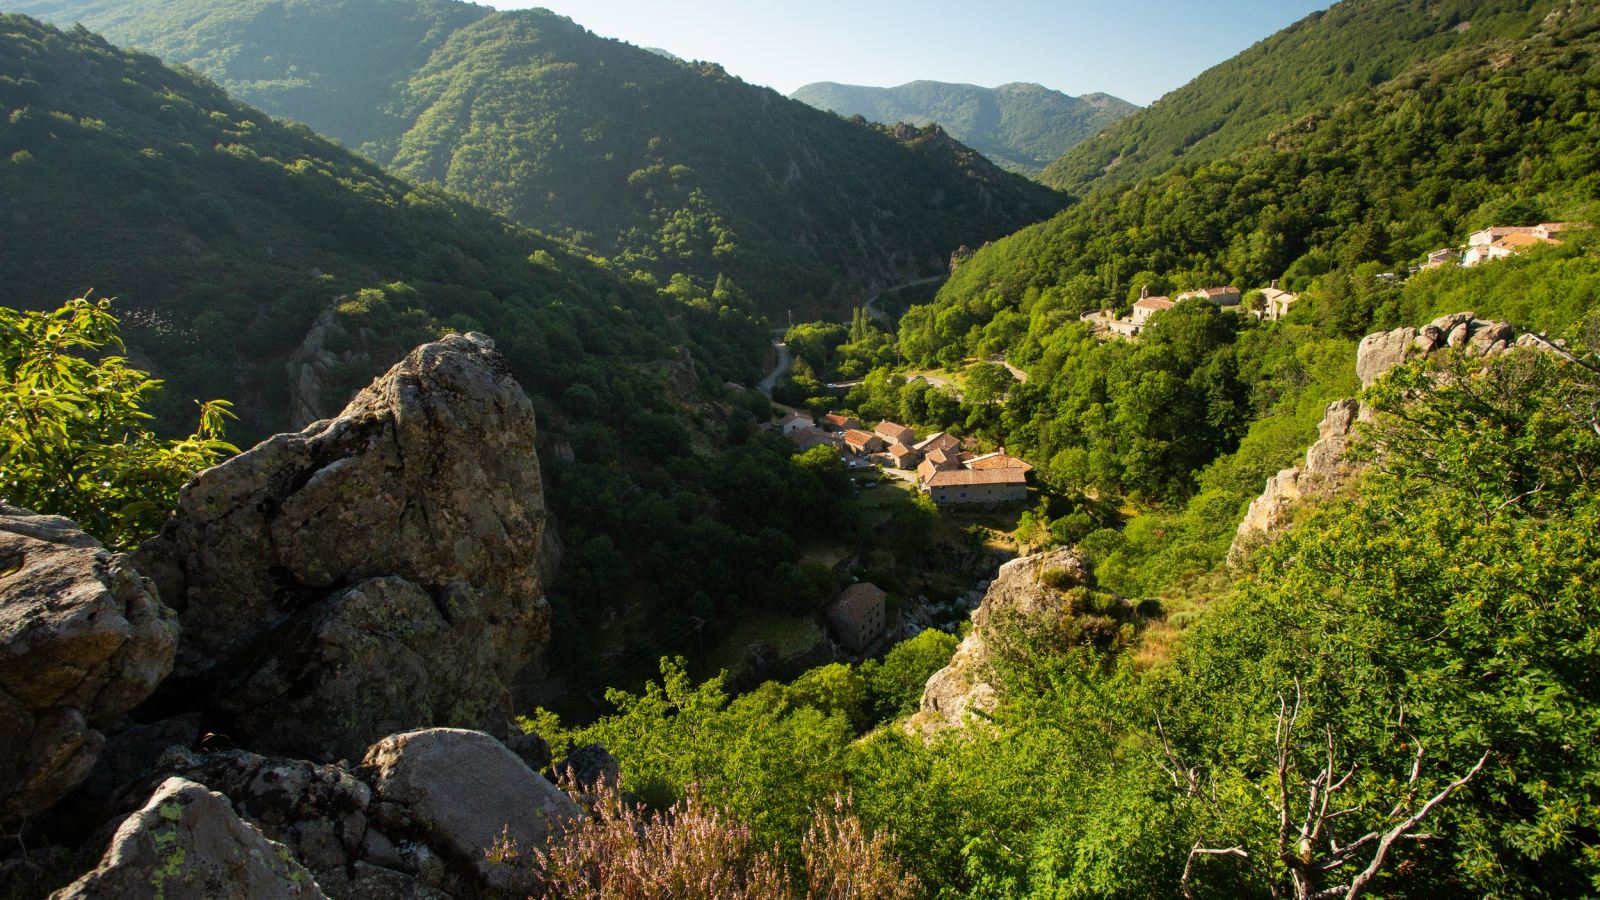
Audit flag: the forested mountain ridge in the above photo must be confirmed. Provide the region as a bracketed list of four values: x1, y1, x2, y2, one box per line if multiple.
[1038, 0, 1566, 196]
[386, 10, 1065, 310]
[6, 0, 492, 157]
[0, 12, 767, 443]
[9, 0, 1067, 314]
[789, 80, 1138, 176]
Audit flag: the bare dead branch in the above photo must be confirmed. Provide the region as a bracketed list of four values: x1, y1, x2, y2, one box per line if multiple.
[1180, 844, 1250, 900]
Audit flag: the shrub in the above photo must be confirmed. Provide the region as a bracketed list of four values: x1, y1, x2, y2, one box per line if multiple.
[514, 780, 921, 900]
[0, 296, 234, 547]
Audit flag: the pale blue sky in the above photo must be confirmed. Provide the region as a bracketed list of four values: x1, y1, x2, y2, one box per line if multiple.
[483, 0, 1332, 104]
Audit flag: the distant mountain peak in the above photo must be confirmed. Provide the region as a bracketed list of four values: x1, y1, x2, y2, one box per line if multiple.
[789, 80, 1137, 177]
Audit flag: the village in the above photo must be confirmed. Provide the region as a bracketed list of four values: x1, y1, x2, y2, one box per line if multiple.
[759, 405, 1034, 660]
[1080, 221, 1579, 339]
[783, 219, 1585, 666]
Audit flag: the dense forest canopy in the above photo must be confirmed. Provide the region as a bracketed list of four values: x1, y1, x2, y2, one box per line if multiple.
[789, 80, 1138, 177]
[11, 0, 1067, 314]
[1039, 0, 1567, 196]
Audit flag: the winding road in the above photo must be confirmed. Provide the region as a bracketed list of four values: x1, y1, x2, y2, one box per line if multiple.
[758, 340, 790, 398]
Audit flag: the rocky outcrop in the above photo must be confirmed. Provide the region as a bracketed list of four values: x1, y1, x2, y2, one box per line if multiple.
[88, 727, 574, 900]
[1232, 399, 1360, 545]
[0, 505, 178, 829]
[917, 548, 1104, 731]
[362, 729, 580, 895]
[133, 334, 549, 762]
[1234, 312, 1539, 559]
[1356, 311, 1530, 388]
[52, 776, 327, 900]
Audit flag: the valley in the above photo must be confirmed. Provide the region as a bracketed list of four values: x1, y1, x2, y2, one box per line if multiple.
[4, 1, 1600, 898]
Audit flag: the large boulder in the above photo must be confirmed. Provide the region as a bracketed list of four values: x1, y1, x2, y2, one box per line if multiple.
[133, 334, 549, 762]
[52, 776, 326, 900]
[1356, 312, 1525, 388]
[0, 505, 177, 829]
[362, 729, 580, 894]
[916, 549, 1119, 731]
[116, 743, 467, 899]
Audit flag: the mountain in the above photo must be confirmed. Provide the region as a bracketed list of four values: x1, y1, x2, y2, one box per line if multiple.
[7, 0, 493, 157]
[0, 11, 767, 445]
[1038, 0, 1566, 196]
[790, 80, 1138, 177]
[10, 0, 1067, 313]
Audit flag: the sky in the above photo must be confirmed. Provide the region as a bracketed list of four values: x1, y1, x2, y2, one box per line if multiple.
[481, 0, 1332, 105]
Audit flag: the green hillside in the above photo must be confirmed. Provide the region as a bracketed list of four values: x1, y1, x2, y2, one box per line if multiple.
[1038, 0, 1564, 195]
[10, 0, 1067, 312]
[0, 12, 767, 443]
[789, 80, 1138, 176]
[7, 0, 492, 157]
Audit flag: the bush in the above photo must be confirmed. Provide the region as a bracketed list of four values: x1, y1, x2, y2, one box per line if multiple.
[518, 781, 921, 900]
[0, 297, 234, 547]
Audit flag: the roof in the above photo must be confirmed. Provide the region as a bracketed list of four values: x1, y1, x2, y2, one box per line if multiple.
[844, 429, 880, 447]
[777, 411, 813, 426]
[913, 431, 960, 453]
[925, 468, 1029, 488]
[1261, 287, 1297, 301]
[874, 421, 915, 444]
[887, 444, 917, 459]
[924, 447, 961, 468]
[823, 413, 858, 427]
[831, 583, 886, 621]
[1493, 233, 1560, 249]
[1133, 297, 1176, 311]
[1471, 226, 1537, 243]
[786, 425, 834, 446]
[966, 452, 1034, 472]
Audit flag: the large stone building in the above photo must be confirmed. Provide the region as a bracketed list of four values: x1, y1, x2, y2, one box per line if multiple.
[827, 583, 887, 653]
[924, 467, 1028, 505]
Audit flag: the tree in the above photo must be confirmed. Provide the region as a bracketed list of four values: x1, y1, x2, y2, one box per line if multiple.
[0, 297, 234, 548]
[963, 362, 1014, 404]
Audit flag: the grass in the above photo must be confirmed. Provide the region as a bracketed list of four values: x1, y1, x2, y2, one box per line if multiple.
[705, 609, 824, 676]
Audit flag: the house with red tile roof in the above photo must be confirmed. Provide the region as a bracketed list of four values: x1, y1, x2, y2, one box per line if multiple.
[923, 468, 1028, 505]
[844, 429, 886, 454]
[821, 413, 861, 432]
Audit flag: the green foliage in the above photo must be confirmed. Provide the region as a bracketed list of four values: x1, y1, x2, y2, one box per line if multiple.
[790, 81, 1137, 177]
[0, 297, 233, 548]
[29, 1, 1067, 313]
[862, 628, 959, 718]
[1040, 0, 1562, 195]
[0, 13, 768, 443]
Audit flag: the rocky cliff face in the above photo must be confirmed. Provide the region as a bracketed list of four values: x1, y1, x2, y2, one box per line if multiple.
[1232, 312, 1541, 560]
[132, 333, 550, 762]
[916, 548, 1105, 731]
[0, 505, 178, 830]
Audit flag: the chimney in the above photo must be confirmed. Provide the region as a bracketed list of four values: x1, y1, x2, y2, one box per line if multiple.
[1271, 279, 1279, 290]
[1141, 286, 1150, 300]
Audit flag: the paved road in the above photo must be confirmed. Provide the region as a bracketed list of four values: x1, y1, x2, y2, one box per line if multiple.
[864, 276, 946, 326]
[992, 356, 1029, 384]
[758, 341, 790, 398]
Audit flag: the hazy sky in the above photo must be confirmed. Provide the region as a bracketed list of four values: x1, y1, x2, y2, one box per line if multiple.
[482, 0, 1332, 104]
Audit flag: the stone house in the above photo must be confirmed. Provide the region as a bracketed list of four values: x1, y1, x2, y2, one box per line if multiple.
[822, 413, 861, 432]
[826, 583, 888, 653]
[844, 429, 886, 454]
[777, 411, 814, 435]
[924, 468, 1029, 505]
[874, 421, 916, 448]
[1131, 296, 1176, 326]
[1260, 285, 1299, 320]
[885, 444, 918, 469]
[912, 431, 961, 456]
[1176, 286, 1242, 307]
[786, 425, 843, 452]
[965, 450, 1033, 472]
